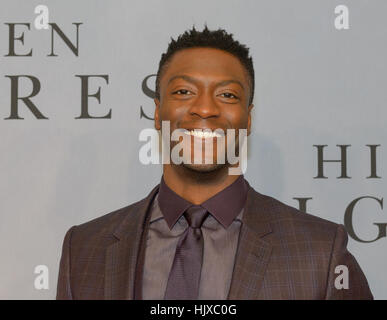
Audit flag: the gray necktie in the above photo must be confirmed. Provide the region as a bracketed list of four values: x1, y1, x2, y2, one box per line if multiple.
[164, 205, 208, 300]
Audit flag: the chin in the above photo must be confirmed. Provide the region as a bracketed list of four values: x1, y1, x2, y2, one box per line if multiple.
[181, 162, 225, 173]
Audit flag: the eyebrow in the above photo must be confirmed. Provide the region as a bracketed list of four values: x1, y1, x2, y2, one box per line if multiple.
[167, 74, 245, 91]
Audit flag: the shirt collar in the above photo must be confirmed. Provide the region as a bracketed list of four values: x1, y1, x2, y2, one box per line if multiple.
[157, 175, 249, 229]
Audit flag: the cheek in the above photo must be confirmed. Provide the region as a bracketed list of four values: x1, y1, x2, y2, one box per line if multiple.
[224, 108, 249, 127]
[159, 104, 187, 128]
[159, 104, 175, 120]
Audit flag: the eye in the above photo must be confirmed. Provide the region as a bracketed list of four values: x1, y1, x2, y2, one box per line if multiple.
[172, 89, 193, 95]
[219, 92, 239, 100]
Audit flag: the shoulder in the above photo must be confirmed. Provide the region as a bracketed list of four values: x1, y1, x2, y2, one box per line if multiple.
[248, 187, 340, 243]
[65, 185, 159, 246]
[73, 199, 145, 237]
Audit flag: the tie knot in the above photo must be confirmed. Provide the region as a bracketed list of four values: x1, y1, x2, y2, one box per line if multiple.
[184, 205, 208, 228]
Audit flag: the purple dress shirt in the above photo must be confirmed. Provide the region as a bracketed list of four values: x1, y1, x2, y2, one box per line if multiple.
[141, 175, 249, 299]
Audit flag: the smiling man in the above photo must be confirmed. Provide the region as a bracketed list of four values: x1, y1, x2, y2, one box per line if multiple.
[57, 25, 373, 300]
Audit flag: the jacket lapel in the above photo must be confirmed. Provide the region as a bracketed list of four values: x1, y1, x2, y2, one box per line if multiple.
[104, 185, 159, 299]
[228, 187, 273, 299]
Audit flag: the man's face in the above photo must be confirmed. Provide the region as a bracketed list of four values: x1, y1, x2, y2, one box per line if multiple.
[154, 47, 253, 173]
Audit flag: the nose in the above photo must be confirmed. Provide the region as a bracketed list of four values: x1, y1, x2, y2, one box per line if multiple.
[188, 91, 220, 119]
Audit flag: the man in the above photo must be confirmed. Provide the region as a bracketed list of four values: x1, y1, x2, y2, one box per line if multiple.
[57, 25, 373, 300]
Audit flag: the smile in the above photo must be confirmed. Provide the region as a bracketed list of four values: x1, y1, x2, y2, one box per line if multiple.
[183, 130, 224, 138]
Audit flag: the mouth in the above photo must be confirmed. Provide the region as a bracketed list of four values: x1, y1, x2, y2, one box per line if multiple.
[182, 129, 224, 139]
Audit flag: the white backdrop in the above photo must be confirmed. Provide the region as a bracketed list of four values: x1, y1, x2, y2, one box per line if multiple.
[0, 0, 386, 299]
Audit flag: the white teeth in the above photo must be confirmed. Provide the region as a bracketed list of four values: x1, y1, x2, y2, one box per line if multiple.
[184, 130, 223, 138]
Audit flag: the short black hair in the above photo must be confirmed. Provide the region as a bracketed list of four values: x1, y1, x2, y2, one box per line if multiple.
[155, 24, 255, 106]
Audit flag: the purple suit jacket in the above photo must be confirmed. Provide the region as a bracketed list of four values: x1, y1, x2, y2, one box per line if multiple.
[56, 184, 373, 300]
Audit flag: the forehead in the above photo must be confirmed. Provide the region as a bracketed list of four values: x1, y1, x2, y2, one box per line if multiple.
[160, 47, 249, 86]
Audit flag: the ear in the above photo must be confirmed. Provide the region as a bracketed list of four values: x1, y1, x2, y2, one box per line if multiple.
[154, 98, 161, 130]
[247, 103, 254, 136]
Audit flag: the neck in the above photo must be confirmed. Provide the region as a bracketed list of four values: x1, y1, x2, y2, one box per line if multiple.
[162, 164, 241, 205]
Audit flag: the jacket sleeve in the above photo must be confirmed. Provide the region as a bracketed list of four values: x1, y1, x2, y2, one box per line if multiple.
[324, 224, 373, 300]
[56, 226, 76, 300]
